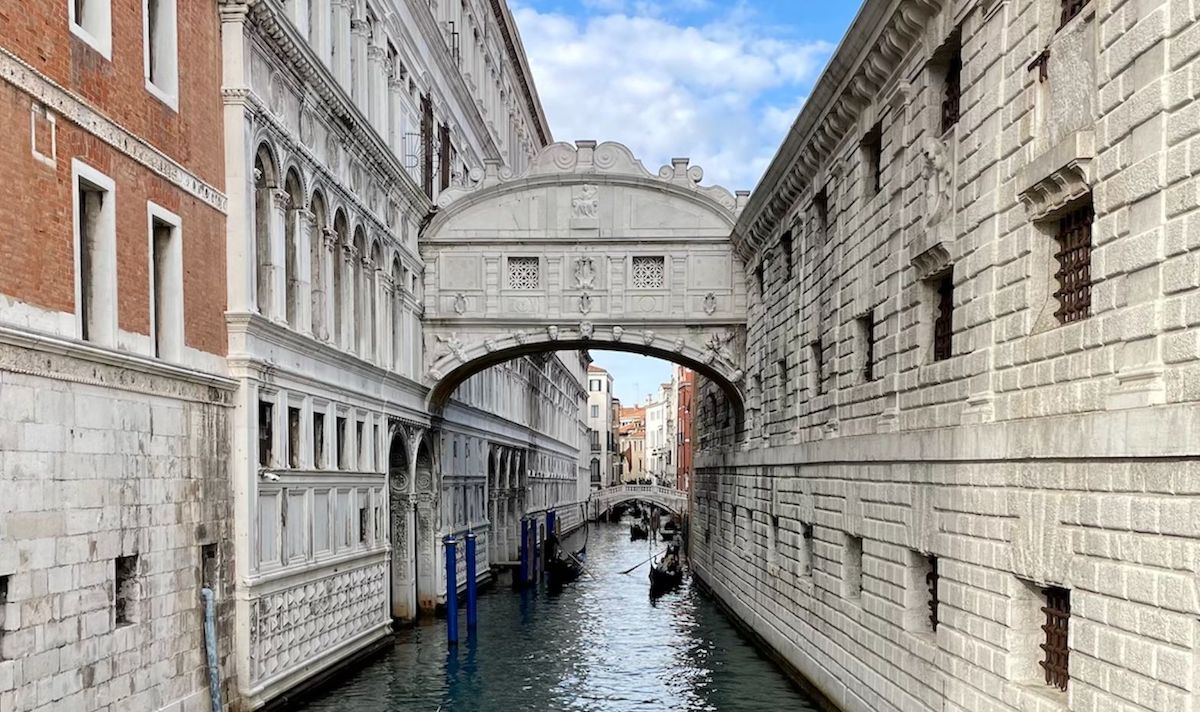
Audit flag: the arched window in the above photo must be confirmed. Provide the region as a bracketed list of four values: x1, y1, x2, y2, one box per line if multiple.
[369, 240, 383, 361]
[391, 257, 404, 372]
[332, 209, 348, 347]
[283, 168, 303, 327]
[253, 145, 278, 316]
[309, 191, 328, 340]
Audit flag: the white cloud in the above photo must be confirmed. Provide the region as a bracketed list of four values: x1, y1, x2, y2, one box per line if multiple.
[512, 3, 832, 190]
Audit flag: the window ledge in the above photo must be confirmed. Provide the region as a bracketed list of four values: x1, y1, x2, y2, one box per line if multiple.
[69, 22, 112, 60]
[1018, 130, 1094, 221]
[145, 80, 179, 112]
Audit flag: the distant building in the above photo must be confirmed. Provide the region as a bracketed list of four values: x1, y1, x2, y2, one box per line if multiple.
[587, 365, 621, 487]
[618, 405, 646, 482]
[675, 366, 694, 492]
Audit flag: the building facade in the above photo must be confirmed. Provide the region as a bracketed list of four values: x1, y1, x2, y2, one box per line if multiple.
[586, 364, 621, 488]
[674, 366, 694, 492]
[0, 2, 236, 711]
[693, 1, 1200, 712]
[217, 0, 588, 707]
[618, 405, 646, 483]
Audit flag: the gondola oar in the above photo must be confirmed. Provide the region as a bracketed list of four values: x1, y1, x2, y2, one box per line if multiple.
[620, 548, 664, 575]
[564, 549, 596, 579]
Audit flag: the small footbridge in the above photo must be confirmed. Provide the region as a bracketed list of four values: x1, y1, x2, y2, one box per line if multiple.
[589, 484, 688, 519]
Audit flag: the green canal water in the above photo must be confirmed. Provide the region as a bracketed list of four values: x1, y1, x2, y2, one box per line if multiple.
[294, 520, 825, 711]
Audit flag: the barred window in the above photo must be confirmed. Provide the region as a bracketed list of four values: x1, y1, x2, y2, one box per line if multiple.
[632, 256, 665, 289]
[1053, 203, 1093, 323]
[941, 48, 961, 134]
[1059, 0, 1091, 28]
[814, 188, 829, 239]
[926, 555, 940, 631]
[858, 310, 875, 382]
[1040, 587, 1071, 691]
[780, 230, 794, 280]
[507, 256, 539, 290]
[932, 269, 954, 361]
[862, 123, 883, 196]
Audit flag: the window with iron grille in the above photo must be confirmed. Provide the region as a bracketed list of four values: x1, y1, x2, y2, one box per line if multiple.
[941, 45, 962, 134]
[438, 123, 452, 192]
[809, 340, 824, 394]
[420, 96, 434, 198]
[858, 310, 875, 382]
[926, 555, 940, 631]
[814, 189, 829, 239]
[507, 257, 539, 290]
[1059, 0, 1091, 28]
[862, 123, 883, 196]
[932, 269, 954, 361]
[755, 262, 765, 298]
[631, 256, 665, 289]
[780, 230, 793, 280]
[1053, 203, 1093, 324]
[1040, 586, 1071, 691]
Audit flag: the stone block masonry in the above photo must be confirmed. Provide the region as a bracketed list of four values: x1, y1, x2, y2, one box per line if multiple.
[694, 0, 1200, 711]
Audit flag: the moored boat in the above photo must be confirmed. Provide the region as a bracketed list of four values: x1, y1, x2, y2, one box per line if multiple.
[630, 522, 648, 540]
[649, 544, 683, 596]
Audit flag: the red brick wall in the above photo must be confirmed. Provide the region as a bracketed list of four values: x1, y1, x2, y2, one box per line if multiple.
[0, 1, 226, 356]
[0, 0, 225, 188]
[676, 369, 694, 492]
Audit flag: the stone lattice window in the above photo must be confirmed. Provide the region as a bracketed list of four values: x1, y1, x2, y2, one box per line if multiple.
[507, 256, 540, 290]
[1059, 0, 1091, 28]
[632, 256, 665, 289]
[1053, 203, 1093, 323]
[1040, 587, 1071, 691]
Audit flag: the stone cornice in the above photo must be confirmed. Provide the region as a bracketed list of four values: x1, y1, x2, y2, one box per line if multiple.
[0, 47, 227, 214]
[731, 0, 943, 260]
[486, 0, 553, 148]
[243, 0, 431, 213]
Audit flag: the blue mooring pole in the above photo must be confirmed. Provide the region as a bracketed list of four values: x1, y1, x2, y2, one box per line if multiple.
[465, 531, 478, 630]
[546, 510, 556, 539]
[444, 535, 458, 645]
[518, 518, 529, 588]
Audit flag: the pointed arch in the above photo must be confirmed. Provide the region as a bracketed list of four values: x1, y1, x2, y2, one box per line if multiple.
[283, 168, 303, 327]
[352, 225, 368, 355]
[252, 144, 279, 316]
[332, 209, 349, 347]
[309, 190, 328, 340]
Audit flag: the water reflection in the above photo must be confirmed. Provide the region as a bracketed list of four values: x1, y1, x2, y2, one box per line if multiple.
[295, 521, 822, 711]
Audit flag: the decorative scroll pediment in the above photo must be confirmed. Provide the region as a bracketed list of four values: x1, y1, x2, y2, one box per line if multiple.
[912, 243, 951, 281]
[1017, 130, 1094, 221]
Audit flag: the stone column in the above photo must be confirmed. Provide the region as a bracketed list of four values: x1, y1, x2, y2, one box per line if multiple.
[359, 252, 373, 358]
[351, 19, 370, 108]
[311, 0, 331, 68]
[297, 209, 315, 336]
[332, 0, 352, 91]
[379, 272, 394, 368]
[269, 189, 290, 322]
[341, 243, 357, 351]
[367, 44, 387, 133]
[320, 228, 336, 343]
[388, 78, 404, 154]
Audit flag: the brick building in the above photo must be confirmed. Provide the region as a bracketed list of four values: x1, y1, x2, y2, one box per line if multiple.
[693, 1, 1200, 711]
[0, 1, 234, 711]
[674, 366, 694, 493]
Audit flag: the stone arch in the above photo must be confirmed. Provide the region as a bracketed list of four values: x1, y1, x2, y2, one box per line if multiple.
[282, 168, 303, 327]
[331, 209, 349, 347]
[369, 239, 383, 360]
[252, 143, 279, 316]
[309, 190, 329, 340]
[412, 433, 438, 613]
[390, 256, 404, 371]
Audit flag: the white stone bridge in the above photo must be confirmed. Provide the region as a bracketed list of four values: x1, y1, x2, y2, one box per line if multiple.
[418, 141, 750, 421]
[589, 484, 689, 518]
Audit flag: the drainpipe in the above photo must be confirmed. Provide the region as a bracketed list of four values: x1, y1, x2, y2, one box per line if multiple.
[200, 587, 223, 712]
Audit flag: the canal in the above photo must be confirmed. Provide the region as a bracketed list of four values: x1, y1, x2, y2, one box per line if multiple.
[295, 519, 826, 711]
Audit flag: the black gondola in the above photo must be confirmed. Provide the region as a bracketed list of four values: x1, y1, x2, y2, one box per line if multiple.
[630, 522, 649, 540]
[659, 528, 677, 541]
[547, 546, 586, 590]
[649, 544, 683, 596]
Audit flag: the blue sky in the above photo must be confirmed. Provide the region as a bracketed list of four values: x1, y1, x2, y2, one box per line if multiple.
[511, 0, 860, 403]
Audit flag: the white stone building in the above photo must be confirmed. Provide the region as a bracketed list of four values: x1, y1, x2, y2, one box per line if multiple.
[217, 0, 587, 707]
[693, 1, 1200, 711]
[586, 364, 620, 488]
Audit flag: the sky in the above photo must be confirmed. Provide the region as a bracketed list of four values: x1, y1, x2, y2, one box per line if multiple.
[511, 0, 860, 403]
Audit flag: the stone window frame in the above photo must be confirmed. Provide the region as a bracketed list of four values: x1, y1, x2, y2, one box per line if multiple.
[146, 201, 184, 361]
[311, 401, 329, 470]
[1027, 195, 1094, 335]
[505, 255, 540, 290]
[142, 0, 180, 110]
[927, 27, 963, 137]
[72, 159, 119, 347]
[257, 391, 278, 469]
[843, 533, 864, 599]
[856, 308, 876, 383]
[860, 121, 884, 198]
[69, 0, 113, 60]
[630, 255, 667, 290]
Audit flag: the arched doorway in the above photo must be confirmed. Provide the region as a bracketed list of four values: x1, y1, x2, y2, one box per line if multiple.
[387, 428, 412, 621]
[413, 435, 438, 613]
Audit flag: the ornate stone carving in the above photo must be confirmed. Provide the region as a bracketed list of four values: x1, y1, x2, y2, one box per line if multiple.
[705, 331, 738, 367]
[641, 330, 655, 346]
[911, 244, 951, 281]
[579, 293, 592, 314]
[579, 321, 593, 340]
[483, 338, 498, 353]
[547, 325, 559, 341]
[453, 293, 467, 315]
[673, 337, 685, 353]
[703, 292, 717, 316]
[434, 333, 467, 363]
[268, 72, 284, 116]
[573, 257, 597, 289]
[571, 184, 598, 219]
[921, 137, 953, 225]
[612, 326, 624, 342]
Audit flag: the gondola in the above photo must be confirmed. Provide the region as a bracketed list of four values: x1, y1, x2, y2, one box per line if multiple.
[630, 522, 649, 540]
[660, 519, 679, 541]
[649, 546, 683, 596]
[547, 546, 586, 590]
